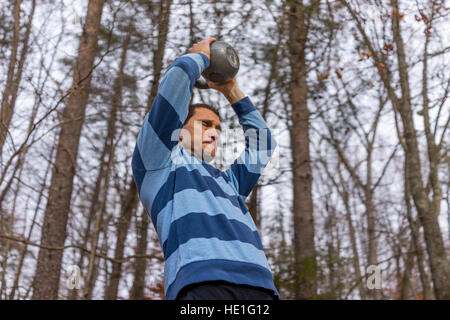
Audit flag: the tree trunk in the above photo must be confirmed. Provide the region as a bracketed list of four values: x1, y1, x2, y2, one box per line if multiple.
[130, 209, 149, 299]
[399, 241, 415, 299]
[342, 186, 366, 299]
[118, 0, 172, 299]
[146, 0, 172, 111]
[364, 185, 379, 299]
[404, 157, 434, 299]
[247, 186, 260, 230]
[391, 0, 450, 299]
[0, 0, 35, 158]
[8, 136, 57, 299]
[32, 0, 105, 300]
[83, 22, 132, 300]
[0, 160, 22, 298]
[286, 0, 317, 299]
[340, 0, 450, 300]
[103, 181, 137, 299]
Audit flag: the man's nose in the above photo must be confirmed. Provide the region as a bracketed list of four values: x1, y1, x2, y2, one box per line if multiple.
[206, 129, 219, 141]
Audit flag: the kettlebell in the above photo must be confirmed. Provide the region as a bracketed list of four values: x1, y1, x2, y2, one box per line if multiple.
[194, 41, 240, 89]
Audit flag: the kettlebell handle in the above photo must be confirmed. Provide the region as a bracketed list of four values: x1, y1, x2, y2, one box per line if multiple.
[194, 77, 210, 89]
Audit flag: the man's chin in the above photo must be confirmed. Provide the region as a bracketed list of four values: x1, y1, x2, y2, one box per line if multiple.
[202, 151, 216, 162]
[202, 144, 215, 154]
[201, 147, 216, 162]
[187, 146, 216, 162]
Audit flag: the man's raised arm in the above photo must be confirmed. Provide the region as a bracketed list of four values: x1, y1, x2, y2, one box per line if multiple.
[132, 38, 216, 194]
[208, 79, 277, 198]
[226, 95, 277, 198]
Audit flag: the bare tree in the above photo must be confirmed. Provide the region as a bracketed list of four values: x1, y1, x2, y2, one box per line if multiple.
[32, 0, 105, 299]
[0, 0, 36, 158]
[129, 208, 149, 299]
[286, 0, 319, 299]
[339, 0, 450, 299]
[106, 0, 172, 300]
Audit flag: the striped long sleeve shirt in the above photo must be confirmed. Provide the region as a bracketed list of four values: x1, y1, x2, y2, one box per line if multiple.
[131, 52, 279, 300]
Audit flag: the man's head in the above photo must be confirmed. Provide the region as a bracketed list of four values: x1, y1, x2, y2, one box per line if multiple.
[179, 103, 222, 162]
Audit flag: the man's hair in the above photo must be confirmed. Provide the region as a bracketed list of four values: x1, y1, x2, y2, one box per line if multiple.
[184, 103, 221, 125]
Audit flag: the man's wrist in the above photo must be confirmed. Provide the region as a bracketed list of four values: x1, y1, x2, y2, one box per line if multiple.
[224, 86, 245, 104]
[198, 51, 210, 60]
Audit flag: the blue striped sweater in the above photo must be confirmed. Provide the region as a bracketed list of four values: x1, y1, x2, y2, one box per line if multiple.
[131, 52, 279, 300]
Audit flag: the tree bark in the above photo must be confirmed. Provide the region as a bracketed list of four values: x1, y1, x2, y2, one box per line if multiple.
[247, 186, 260, 230]
[146, 0, 172, 111]
[341, 183, 366, 299]
[390, 0, 450, 299]
[106, 0, 172, 299]
[130, 209, 149, 300]
[322, 159, 366, 299]
[404, 157, 434, 299]
[0, 158, 23, 298]
[32, 0, 105, 300]
[399, 241, 415, 299]
[0, 0, 35, 158]
[84, 22, 132, 300]
[103, 179, 137, 299]
[8, 133, 57, 299]
[339, 0, 450, 300]
[286, 0, 317, 299]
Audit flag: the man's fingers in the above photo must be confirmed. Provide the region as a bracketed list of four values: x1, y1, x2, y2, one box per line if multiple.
[189, 38, 216, 57]
[199, 37, 216, 45]
[192, 38, 216, 48]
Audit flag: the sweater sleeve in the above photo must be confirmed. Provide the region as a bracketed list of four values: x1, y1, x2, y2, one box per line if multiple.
[225, 96, 277, 198]
[131, 53, 210, 194]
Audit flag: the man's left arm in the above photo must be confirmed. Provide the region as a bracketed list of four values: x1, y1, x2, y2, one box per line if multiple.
[225, 95, 277, 198]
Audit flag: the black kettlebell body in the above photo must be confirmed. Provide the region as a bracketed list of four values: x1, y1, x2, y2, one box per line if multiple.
[195, 41, 240, 89]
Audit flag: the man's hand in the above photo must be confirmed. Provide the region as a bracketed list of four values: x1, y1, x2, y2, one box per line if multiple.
[207, 77, 246, 104]
[188, 38, 217, 60]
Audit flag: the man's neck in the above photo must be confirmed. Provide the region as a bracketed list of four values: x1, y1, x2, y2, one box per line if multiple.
[182, 145, 214, 164]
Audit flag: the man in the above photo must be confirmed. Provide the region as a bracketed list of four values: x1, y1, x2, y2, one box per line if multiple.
[131, 38, 279, 300]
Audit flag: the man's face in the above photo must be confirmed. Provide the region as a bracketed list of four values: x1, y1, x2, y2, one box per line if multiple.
[180, 107, 221, 162]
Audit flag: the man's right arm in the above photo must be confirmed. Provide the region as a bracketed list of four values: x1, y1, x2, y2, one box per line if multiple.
[131, 52, 210, 194]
